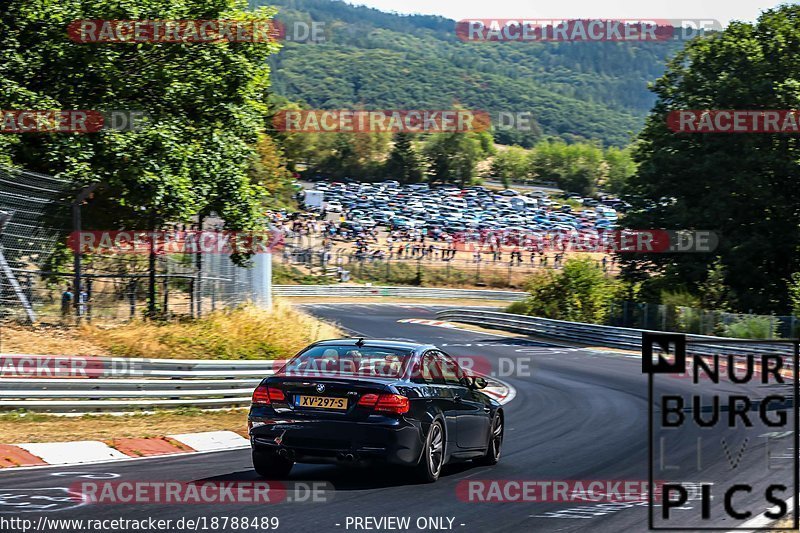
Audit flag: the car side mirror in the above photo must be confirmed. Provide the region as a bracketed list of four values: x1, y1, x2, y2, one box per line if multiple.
[464, 376, 488, 390]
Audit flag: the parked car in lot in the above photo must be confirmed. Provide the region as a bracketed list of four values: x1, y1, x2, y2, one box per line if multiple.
[309, 179, 624, 242]
[339, 221, 364, 233]
[249, 339, 503, 482]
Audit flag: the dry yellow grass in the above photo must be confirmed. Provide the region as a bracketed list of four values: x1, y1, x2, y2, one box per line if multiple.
[82, 299, 343, 360]
[0, 302, 341, 443]
[0, 299, 342, 360]
[0, 410, 249, 444]
[0, 324, 110, 356]
[770, 516, 795, 531]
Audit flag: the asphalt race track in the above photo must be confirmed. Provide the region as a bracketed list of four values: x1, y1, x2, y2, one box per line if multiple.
[0, 304, 794, 532]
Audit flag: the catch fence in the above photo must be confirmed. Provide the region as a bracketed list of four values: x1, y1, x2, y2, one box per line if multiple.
[0, 166, 269, 325]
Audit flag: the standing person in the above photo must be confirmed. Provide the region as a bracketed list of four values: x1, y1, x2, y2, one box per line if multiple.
[61, 285, 73, 320]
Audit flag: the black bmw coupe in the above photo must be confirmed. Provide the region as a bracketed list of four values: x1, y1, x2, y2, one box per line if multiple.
[248, 338, 503, 482]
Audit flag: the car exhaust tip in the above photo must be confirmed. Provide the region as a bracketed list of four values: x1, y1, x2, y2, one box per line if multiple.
[343, 453, 355, 462]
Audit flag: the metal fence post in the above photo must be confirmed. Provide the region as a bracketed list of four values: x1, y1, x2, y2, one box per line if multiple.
[72, 183, 99, 324]
[128, 279, 137, 320]
[188, 279, 195, 318]
[86, 277, 93, 323]
[195, 215, 204, 318]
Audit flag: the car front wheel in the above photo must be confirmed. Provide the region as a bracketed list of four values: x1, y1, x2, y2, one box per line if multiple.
[476, 414, 503, 466]
[414, 420, 445, 483]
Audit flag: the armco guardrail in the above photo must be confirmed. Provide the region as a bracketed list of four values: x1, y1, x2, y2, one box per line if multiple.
[436, 309, 796, 358]
[273, 285, 526, 301]
[0, 354, 512, 413]
[0, 355, 283, 413]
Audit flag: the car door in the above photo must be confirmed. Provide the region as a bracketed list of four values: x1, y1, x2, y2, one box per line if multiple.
[419, 351, 458, 451]
[437, 352, 492, 450]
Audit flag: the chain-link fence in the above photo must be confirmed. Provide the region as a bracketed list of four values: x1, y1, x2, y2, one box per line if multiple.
[0, 167, 73, 322]
[277, 245, 618, 289]
[0, 166, 271, 325]
[608, 300, 799, 339]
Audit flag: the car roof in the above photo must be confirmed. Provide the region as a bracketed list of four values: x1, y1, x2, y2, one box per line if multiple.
[312, 338, 435, 352]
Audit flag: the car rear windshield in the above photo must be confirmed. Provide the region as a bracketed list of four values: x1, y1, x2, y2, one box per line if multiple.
[281, 345, 414, 378]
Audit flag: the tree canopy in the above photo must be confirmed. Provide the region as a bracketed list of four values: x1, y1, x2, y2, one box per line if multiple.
[0, 0, 281, 231]
[622, 5, 800, 314]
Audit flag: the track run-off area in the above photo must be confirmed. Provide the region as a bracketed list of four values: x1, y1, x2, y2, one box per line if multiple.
[0, 304, 793, 532]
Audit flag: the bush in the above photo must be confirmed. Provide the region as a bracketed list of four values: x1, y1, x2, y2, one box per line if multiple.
[506, 300, 532, 315]
[272, 263, 328, 285]
[512, 257, 622, 323]
[660, 291, 700, 308]
[722, 316, 778, 339]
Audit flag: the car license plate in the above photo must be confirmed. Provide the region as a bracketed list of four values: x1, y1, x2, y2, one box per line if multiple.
[296, 396, 347, 410]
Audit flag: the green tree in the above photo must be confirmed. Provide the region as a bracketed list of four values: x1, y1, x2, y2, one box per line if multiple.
[528, 140, 603, 195]
[488, 145, 529, 188]
[622, 5, 800, 313]
[603, 146, 637, 194]
[789, 273, 800, 317]
[423, 130, 494, 186]
[0, 0, 281, 233]
[315, 132, 390, 180]
[699, 259, 732, 311]
[384, 132, 424, 183]
[250, 134, 297, 210]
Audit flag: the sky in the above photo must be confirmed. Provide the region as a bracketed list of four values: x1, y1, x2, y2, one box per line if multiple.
[343, 0, 797, 26]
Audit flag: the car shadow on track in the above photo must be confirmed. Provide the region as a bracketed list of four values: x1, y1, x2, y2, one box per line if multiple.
[196, 462, 478, 490]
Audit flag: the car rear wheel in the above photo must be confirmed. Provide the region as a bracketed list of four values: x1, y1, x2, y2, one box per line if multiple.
[414, 420, 445, 483]
[252, 450, 293, 479]
[476, 414, 503, 466]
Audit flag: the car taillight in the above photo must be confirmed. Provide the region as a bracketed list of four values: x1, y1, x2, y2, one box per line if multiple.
[358, 393, 409, 414]
[252, 385, 270, 405]
[252, 385, 284, 405]
[269, 387, 285, 401]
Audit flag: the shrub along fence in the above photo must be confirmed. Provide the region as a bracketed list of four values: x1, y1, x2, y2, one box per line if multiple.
[607, 300, 798, 339]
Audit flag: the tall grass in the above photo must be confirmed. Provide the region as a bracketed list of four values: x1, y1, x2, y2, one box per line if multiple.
[83, 299, 343, 360]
